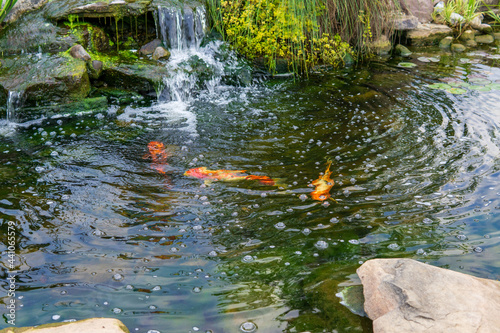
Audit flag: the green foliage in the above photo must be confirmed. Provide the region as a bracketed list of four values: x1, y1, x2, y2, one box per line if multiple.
[207, 0, 397, 74]
[487, 10, 500, 26]
[0, 0, 17, 24]
[433, 0, 480, 31]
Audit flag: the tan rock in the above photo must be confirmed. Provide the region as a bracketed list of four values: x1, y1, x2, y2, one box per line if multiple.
[400, 0, 434, 23]
[69, 45, 91, 62]
[357, 259, 500, 333]
[152, 46, 171, 61]
[406, 23, 453, 46]
[0, 318, 129, 333]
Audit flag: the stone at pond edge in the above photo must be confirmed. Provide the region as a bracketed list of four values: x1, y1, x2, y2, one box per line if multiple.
[152, 46, 171, 61]
[439, 36, 453, 49]
[391, 14, 419, 30]
[400, 0, 434, 23]
[476, 34, 495, 44]
[368, 35, 392, 55]
[406, 23, 453, 46]
[139, 39, 163, 56]
[394, 44, 412, 57]
[459, 29, 476, 42]
[451, 43, 466, 53]
[0, 317, 129, 333]
[466, 39, 478, 48]
[70, 45, 91, 62]
[357, 258, 500, 333]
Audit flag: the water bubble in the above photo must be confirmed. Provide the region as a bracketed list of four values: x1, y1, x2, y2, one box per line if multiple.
[112, 273, 124, 281]
[456, 234, 467, 241]
[354, 214, 361, 219]
[170, 247, 179, 253]
[302, 228, 311, 235]
[274, 222, 286, 230]
[416, 248, 426, 255]
[343, 190, 350, 197]
[231, 212, 238, 217]
[322, 201, 330, 207]
[260, 192, 267, 197]
[112, 308, 122, 314]
[208, 251, 217, 257]
[315, 240, 329, 250]
[200, 196, 208, 201]
[193, 327, 200, 332]
[52, 314, 61, 320]
[387, 243, 400, 251]
[50, 151, 59, 157]
[299, 194, 308, 201]
[350, 178, 356, 184]
[149, 305, 157, 310]
[348, 239, 360, 245]
[330, 217, 339, 224]
[147, 330, 160, 333]
[125, 285, 134, 290]
[192, 287, 202, 293]
[193, 225, 203, 231]
[35, 166, 45, 172]
[473, 246, 483, 253]
[240, 321, 257, 332]
[242, 255, 254, 263]
[295, 251, 302, 255]
[152, 285, 161, 291]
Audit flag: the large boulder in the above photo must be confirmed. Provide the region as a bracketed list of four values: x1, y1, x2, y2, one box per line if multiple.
[0, 55, 90, 108]
[44, 0, 152, 20]
[391, 14, 419, 30]
[357, 258, 500, 333]
[399, 0, 434, 23]
[0, 317, 129, 332]
[3, 0, 50, 25]
[406, 23, 453, 46]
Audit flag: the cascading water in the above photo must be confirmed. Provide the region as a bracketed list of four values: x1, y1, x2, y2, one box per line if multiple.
[118, 5, 251, 137]
[6, 91, 23, 122]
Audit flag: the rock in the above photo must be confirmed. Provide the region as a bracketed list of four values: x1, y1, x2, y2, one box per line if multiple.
[85, 25, 111, 53]
[476, 34, 495, 44]
[0, 317, 129, 333]
[394, 44, 412, 56]
[69, 45, 91, 61]
[98, 62, 170, 97]
[439, 36, 453, 49]
[368, 35, 392, 55]
[391, 14, 419, 30]
[400, 0, 434, 23]
[406, 23, 453, 46]
[139, 39, 163, 56]
[459, 29, 476, 42]
[88, 60, 103, 79]
[494, 32, 500, 41]
[0, 55, 90, 109]
[17, 97, 108, 122]
[465, 39, 478, 47]
[45, 0, 151, 20]
[0, 12, 77, 55]
[152, 46, 171, 61]
[357, 258, 500, 333]
[451, 43, 466, 52]
[470, 15, 493, 33]
[449, 12, 464, 26]
[3, 0, 50, 25]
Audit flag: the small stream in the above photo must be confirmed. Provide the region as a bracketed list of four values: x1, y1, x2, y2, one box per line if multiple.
[1, 29, 500, 332]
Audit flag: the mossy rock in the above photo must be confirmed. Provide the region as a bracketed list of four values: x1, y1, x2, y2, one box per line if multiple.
[0, 54, 90, 108]
[72, 23, 112, 53]
[19, 97, 108, 121]
[45, 0, 151, 20]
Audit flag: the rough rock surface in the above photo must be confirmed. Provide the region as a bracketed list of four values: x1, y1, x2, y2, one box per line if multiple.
[152, 46, 171, 61]
[400, 0, 434, 23]
[392, 14, 419, 30]
[0, 318, 129, 332]
[3, 0, 50, 24]
[139, 39, 163, 56]
[357, 258, 500, 333]
[406, 23, 453, 46]
[475, 34, 495, 44]
[69, 44, 91, 61]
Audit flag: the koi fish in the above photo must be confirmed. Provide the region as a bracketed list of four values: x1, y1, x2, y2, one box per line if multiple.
[144, 141, 169, 174]
[310, 161, 334, 201]
[184, 167, 276, 185]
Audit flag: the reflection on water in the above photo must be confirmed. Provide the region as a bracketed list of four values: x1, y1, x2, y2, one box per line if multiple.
[1, 48, 500, 332]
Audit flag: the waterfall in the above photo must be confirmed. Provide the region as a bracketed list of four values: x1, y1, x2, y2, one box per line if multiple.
[6, 91, 23, 122]
[157, 5, 206, 51]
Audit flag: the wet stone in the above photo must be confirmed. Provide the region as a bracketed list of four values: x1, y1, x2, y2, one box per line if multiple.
[451, 43, 466, 53]
[439, 36, 453, 49]
[139, 39, 163, 56]
[475, 34, 495, 44]
[152, 46, 171, 61]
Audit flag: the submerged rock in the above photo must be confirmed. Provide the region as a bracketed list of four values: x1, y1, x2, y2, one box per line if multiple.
[451, 43, 466, 52]
[476, 34, 495, 44]
[439, 36, 453, 49]
[406, 23, 453, 46]
[0, 317, 129, 332]
[357, 258, 500, 333]
[394, 44, 412, 56]
[368, 35, 392, 55]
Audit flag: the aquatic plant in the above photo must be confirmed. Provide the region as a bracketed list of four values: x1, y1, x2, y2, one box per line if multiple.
[0, 0, 17, 25]
[206, 0, 397, 74]
[433, 0, 480, 31]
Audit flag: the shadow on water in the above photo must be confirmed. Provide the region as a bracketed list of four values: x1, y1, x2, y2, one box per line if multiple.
[1, 47, 500, 332]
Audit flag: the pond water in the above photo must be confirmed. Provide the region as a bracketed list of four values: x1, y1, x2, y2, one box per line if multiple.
[1, 45, 500, 332]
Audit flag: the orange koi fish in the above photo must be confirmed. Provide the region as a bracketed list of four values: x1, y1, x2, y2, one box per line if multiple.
[144, 141, 169, 174]
[310, 161, 334, 201]
[184, 167, 276, 185]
